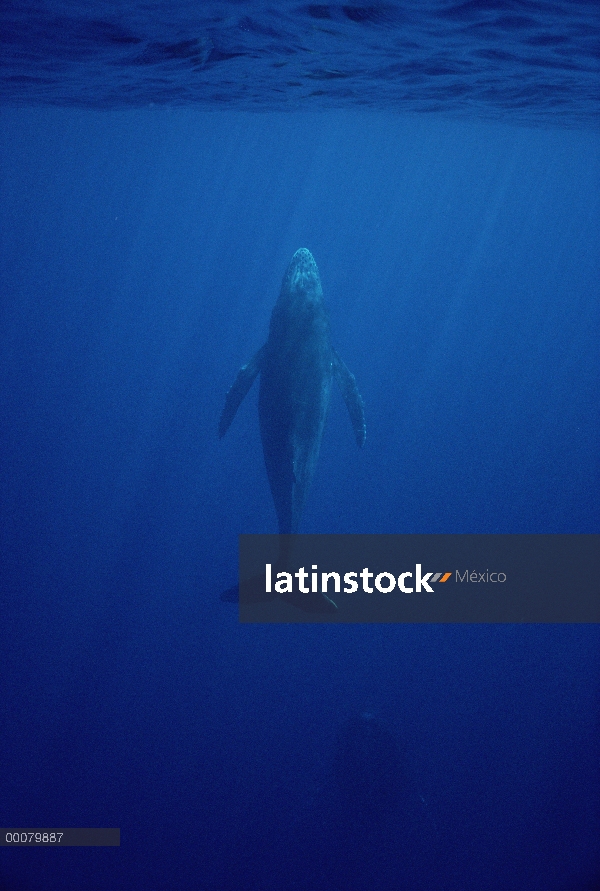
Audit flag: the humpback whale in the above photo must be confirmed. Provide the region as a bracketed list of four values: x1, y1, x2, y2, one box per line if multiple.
[219, 248, 365, 536]
[281, 713, 439, 890]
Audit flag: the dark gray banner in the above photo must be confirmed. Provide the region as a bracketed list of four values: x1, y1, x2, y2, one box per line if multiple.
[1, 829, 120, 846]
[239, 535, 599, 623]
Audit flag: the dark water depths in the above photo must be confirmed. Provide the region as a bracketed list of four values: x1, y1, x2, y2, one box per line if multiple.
[1, 1, 599, 125]
[1, 3, 599, 891]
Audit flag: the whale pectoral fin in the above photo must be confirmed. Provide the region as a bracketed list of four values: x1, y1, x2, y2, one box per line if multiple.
[332, 349, 366, 447]
[219, 344, 266, 438]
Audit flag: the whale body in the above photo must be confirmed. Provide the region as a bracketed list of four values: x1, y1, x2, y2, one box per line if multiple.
[219, 248, 365, 534]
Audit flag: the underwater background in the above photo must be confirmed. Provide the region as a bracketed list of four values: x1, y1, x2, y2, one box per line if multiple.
[1, 2, 599, 889]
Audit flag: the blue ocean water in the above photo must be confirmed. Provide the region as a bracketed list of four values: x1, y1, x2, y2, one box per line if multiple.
[1, 3, 599, 890]
[1, 1, 599, 125]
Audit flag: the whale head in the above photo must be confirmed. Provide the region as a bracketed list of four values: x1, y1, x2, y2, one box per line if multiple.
[283, 248, 323, 303]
